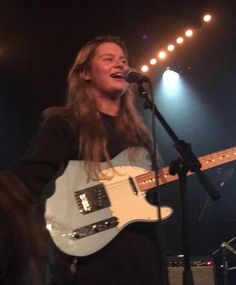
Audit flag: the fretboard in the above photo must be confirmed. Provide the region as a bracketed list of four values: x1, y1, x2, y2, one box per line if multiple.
[135, 146, 236, 192]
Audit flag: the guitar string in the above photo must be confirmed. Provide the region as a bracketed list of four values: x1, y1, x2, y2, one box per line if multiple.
[47, 149, 236, 234]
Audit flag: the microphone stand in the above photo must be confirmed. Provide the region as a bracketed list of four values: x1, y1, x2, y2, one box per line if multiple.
[137, 81, 221, 285]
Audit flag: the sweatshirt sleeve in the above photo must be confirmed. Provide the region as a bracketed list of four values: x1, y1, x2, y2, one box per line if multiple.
[13, 116, 77, 199]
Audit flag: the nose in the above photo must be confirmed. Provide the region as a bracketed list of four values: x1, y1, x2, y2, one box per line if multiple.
[114, 58, 127, 70]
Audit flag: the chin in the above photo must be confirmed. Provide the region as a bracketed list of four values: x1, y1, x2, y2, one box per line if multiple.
[110, 89, 126, 100]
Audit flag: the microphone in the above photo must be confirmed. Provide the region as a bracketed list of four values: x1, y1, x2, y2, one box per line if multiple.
[123, 69, 150, 83]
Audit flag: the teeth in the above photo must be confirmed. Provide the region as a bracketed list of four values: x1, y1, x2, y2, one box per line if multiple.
[111, 73, 123, 78]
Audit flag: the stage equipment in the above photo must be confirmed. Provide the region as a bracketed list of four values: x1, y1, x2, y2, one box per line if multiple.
[168, 256, 215, 285]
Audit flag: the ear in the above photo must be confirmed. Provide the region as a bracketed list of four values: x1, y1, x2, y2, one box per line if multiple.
[80, 69, 91, 81]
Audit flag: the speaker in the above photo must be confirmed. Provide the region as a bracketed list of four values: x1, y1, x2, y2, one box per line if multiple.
[168, 256, 216, 285]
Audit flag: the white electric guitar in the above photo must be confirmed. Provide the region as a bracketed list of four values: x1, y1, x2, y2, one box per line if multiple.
[45, 146, 236, 256]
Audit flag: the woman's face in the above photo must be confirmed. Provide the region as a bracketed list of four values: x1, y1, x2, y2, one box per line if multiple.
[85, 42, 129, 100]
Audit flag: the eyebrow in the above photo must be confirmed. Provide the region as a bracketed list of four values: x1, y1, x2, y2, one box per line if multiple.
[99, 53, 127, 59]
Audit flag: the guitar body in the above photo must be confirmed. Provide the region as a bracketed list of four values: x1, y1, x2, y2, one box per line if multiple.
[45, 147, 173, 256]
[45, 144, 236, 256]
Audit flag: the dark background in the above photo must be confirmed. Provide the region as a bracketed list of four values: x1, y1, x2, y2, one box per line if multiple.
[1, 0, 236, 282]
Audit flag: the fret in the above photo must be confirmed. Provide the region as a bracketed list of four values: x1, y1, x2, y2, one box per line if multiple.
[135, 146, 236, 192]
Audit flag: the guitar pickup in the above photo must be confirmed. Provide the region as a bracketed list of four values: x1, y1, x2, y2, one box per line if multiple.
[74, 183, 110, 214]
[70, 217, 119, 239]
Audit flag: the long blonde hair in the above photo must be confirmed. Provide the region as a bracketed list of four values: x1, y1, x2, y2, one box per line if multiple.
[44, 35, 153, 179]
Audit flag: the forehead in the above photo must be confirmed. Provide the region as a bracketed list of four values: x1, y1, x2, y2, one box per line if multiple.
[94, 42, 126, 57]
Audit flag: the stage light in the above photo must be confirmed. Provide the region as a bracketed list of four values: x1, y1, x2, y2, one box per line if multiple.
[162, 69, 180, 85]
[185, 29, 193, 37]
[150, 58, 157, 65]
[167, 44, 175, 51]
[141, 65, 149, 72]
[158, 51, 166, 59]
[141, 13, 214, 73]
[176, 37, 184, 44]
[203, 14, 212, 22]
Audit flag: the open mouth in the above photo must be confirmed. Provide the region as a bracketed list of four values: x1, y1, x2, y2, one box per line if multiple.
[110, 73, 124, 79]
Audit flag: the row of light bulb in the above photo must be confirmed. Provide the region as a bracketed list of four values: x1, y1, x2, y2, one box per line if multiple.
[140, 14, 212, 73]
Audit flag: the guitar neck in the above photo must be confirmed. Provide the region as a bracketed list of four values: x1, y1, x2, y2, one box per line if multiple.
[135, 146, 236, 192]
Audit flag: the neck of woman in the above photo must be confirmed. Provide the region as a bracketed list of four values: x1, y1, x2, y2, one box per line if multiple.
[96, 95, 121, 117]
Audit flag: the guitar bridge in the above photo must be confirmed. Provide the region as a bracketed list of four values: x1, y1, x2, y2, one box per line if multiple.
[70, 217, 119, 239]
